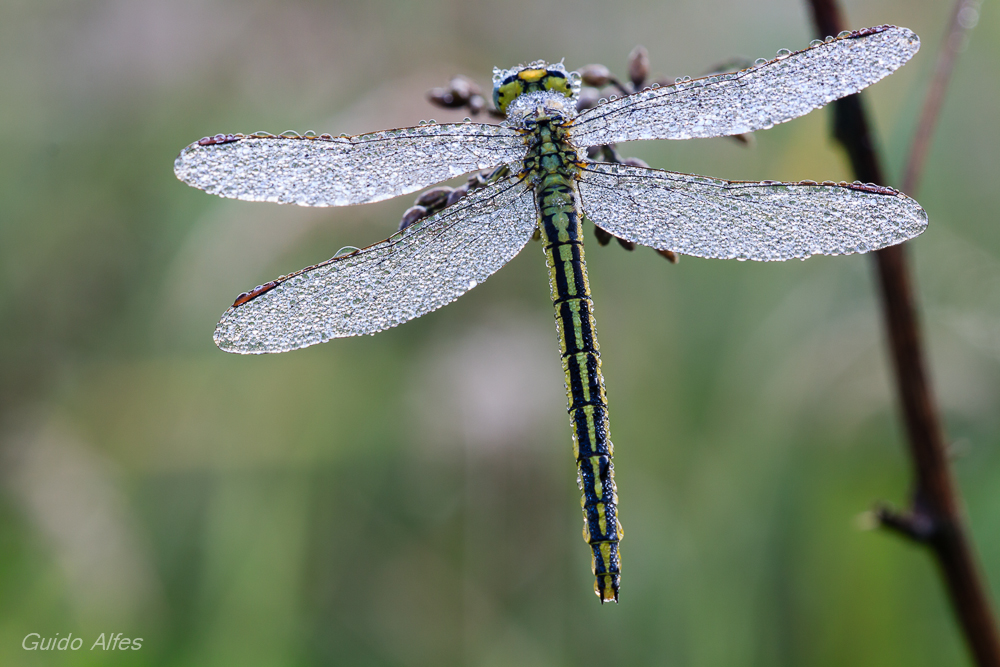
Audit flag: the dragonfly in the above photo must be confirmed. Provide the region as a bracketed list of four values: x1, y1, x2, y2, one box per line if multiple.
[174, 25, 926, 603]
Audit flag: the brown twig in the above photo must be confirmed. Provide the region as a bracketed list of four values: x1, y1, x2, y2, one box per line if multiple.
[902, 0, 982, 196]
[805, 1, 1000, 665]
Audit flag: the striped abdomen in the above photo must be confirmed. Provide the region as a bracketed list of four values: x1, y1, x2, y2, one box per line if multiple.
[536, 175, 622, 602]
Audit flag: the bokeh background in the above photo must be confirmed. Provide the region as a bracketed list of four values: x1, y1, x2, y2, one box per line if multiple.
[1, 0, 998, 665]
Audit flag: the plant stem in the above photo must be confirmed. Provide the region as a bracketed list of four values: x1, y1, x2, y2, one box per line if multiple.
[804, 1, 1000, 665]
[902, 0, 982, 197]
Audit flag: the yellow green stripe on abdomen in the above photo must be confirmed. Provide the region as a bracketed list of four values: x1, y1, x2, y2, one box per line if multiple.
[537, 177, 622, 602]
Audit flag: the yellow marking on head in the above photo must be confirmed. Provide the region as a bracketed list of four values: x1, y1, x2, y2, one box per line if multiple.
[518, 68, 548, 82]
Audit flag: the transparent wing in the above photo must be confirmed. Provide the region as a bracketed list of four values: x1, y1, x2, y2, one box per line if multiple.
[174, 123, 524, 207]
[214, 175, 537, 353]
[578, 163, 926, 261]
[571, 25, 919, 146]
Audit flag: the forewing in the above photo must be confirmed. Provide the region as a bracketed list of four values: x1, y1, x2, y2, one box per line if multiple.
[174, 124, 524, 207]
[578, 163, 926, 261]
[571, 26, 919, 146]
[214, 175, 537, 353]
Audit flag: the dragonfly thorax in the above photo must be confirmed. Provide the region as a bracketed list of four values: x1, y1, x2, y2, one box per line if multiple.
[504, 90, 577, 131]
[513, 103, 581, 184]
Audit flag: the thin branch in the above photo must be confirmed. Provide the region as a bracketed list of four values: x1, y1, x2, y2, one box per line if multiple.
[903, 0, 982, 196]
[805, 1, 1000, 665]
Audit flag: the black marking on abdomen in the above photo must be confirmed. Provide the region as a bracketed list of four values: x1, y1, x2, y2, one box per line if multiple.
[536, 177, 622, 603]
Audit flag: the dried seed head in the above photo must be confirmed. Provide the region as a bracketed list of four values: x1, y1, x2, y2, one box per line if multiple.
[615, 236, 636, 251]
[428, 87, 462, 108]
[623, 156, 649, 168]
[415, 186, 453, 208]
[467, 95, 486, 115]
[445, 182, 470, 207]
[728, 132, 755, 147]
[579, 63, 612, 88]
[576, 87, 600, 112]
[448, 75, 480, 102]
[399, 205, 428, 231]
[657, 249, 679, 263]
[627, 45, 649, 89]
[593, 226, 612, 246]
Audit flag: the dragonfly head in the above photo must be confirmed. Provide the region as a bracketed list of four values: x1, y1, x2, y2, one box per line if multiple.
[492, 60, 581, 115]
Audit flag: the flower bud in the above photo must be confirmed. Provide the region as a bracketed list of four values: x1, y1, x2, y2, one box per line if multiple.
[579, 64, 612, 88]
[399, 205, 428, 230]
[627, 45, 649, 89]
[416, 186, 453, 208]
[428, 87, 462, 108]
[448, 75, 480, 102]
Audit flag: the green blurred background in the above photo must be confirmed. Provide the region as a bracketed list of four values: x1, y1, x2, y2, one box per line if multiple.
[1, 0, 998, 665]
